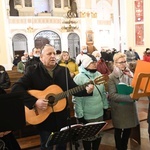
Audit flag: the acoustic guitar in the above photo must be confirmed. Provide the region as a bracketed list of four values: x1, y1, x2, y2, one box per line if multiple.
[25, 75, 108, 125]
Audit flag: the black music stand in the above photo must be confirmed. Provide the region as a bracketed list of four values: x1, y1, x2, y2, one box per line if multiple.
[45, 121, 107, 150]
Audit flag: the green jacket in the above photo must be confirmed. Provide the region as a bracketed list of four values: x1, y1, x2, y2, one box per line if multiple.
[17, 61, 25, 73]
[73, 66, 108, 120]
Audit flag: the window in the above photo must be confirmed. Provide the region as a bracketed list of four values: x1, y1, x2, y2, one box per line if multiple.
[14, 0, 22, 5]
[54, 0, 61, 8]
[12, 34, 28, 56]
[64, 0, 69, 7]
[25, 0, 32, 7]
[34, 30, 61, 50]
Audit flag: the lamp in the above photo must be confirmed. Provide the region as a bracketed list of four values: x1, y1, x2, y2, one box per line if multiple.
[61, 24, 78, 32]
[61, 7, 78, 32]
[61, 18, 78, 32]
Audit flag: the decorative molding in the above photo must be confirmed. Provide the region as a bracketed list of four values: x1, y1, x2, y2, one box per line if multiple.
[26, 26, 34, 33]
[97, 20, 111, 25]
[60, 5, 79, 32]
[61, 18, 78, 32]
[8, 17, 62, 24]
[79, 11, 97, 18]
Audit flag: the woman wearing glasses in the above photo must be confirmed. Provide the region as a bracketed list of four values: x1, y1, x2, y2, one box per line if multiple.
[108, 52, 139, 150]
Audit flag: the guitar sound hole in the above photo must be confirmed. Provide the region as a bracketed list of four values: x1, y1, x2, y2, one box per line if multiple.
[48, 96, 56, 106]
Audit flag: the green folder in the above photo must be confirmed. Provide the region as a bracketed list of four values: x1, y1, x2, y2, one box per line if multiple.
[116, 83, 133, 95]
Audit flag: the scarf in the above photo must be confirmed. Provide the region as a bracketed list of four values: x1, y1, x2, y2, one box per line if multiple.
[113, 66, 133, 85]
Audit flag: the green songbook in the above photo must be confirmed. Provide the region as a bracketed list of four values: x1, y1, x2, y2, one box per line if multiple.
[116, 83, 133, 95]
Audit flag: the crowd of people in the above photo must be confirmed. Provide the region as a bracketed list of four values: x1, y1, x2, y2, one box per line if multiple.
[1, 45, 150, 150]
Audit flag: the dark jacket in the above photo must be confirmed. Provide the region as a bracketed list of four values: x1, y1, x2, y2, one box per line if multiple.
[0, 88, 21, 150]
[0, 87, 6, 94]
[11, 62, 90, 131]
[135, 52, 140, 60]
[0, 71, 11, 89]
[147, 97, 150, 124]
[13, 57, 20, 66]
[126, 50, 136, 62]
[25, 56, 41, 71]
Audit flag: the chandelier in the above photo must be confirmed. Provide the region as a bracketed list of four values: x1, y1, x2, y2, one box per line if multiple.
[61, 9, 78, 32]
[61, 18, 78, 32]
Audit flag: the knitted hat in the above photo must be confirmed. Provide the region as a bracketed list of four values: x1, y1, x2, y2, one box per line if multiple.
[92, 51, 101, 58]
[146, 48, 150, 53]
[81, 54, 97, 68]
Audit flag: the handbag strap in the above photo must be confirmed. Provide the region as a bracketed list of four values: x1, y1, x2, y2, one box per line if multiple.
[84, 74, 103, 98]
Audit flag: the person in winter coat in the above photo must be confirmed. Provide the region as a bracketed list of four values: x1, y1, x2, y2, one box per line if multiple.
[25, 47, 41, 71]
[108, 52, 139, 150]
[0, 65, 11, 89]
[76, 46, 88, 66]
[58, 51, 79, 78]
[143, 48, 150, 62]
[92, 51, 111, 75]
[0, 87, 21, 150]
[11, 44, 94, 150]
[17, 56, 27, 73]
[73, 54, 109, 150]
[125, 47, 136, 62]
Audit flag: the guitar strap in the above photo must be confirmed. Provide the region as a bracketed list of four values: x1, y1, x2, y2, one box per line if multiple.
[84, 74, 103, 98]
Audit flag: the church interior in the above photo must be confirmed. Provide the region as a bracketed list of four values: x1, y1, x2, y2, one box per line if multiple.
[0, 0, 150, 149]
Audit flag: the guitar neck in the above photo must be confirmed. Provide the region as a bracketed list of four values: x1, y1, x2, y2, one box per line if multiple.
[56, 82, 91, 100]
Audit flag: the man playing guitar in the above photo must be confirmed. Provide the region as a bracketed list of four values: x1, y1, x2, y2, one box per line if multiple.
[11, 44, 96, 150]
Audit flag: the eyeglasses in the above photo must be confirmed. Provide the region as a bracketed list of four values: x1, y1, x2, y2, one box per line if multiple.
[116, 61, 127, 64]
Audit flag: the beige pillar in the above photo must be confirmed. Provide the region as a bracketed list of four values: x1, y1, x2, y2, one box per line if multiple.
[0, 0, 12, 70]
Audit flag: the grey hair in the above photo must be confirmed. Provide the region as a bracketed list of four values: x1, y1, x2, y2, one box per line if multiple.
[41, 44, 55, 54]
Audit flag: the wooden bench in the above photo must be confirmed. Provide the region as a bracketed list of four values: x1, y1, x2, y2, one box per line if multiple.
[7, 70, 23, 87]
[5, 70, 23, 93]
[17, 135, 40, 150]
[14, 122, 40, 149]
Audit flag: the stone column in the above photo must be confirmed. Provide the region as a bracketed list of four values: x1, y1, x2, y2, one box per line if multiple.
[61, 32, 68, 51]
[0, 0, 13, 70]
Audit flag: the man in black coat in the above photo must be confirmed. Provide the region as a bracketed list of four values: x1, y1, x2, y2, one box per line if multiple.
[25, 47, 41, 71]
[0, 65, 11, 89]
[11, 44, 94, 150]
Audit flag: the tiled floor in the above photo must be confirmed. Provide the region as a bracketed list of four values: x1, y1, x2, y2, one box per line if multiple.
[100, 120, 150, 150]
[31, 97, 150, 150]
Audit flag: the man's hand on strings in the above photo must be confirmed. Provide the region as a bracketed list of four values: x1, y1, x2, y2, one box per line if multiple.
[35, 99, 48, 110]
